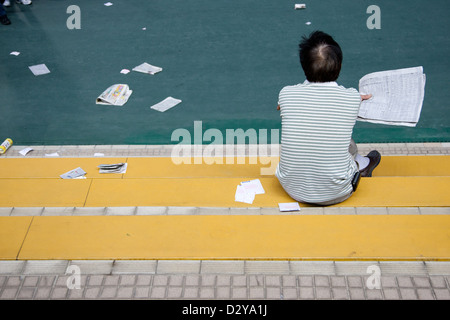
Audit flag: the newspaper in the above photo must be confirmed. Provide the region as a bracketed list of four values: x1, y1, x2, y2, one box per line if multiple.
[98, 163, 127, 174]
[132, 62, 162, 75]
[358, 66, 426, 127]
[96, 84, 132, 106]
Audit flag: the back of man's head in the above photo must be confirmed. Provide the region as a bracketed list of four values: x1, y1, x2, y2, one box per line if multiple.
[299, 31, 343, 83]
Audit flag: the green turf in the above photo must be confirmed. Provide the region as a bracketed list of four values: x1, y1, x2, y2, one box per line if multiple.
[1, 0, 449, 145]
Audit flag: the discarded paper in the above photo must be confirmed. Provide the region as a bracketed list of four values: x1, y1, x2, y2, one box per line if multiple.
[235, 185, 256, 204]
[45, 152, 59, 157]
[240, 179, 265, 195]
[295, 4, 306, 9]
[150, 97, 182, 112]
[60, 167, 86, 179]
[29, 64, 51, 76]
[278, 202, 301, 212]
[19, 147, 33, 156]
[10, 51, 20, 56]
[234, 179, 265, 204]
[120, 69, 130, 74]
[98, 163, 127, 174]
[132, 62, 162, 75]
[104, 2, 113, 6]
[96, 84, 132, 106]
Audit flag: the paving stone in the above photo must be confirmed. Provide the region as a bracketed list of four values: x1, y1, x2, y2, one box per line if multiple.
[49, 287, 68, 299]
[417, 288, 435, 300]
[299, 287, 314, 299]
[400, 288, 418, 300]
[316, 287, 332, 299]
[249, 287, 265, 299]
[117, 287, 134, 299]
[282, 287, 298, 299]
[383, 288, 400, 300]
[167, 287, 183, 299]
[433, 288, 450, 300]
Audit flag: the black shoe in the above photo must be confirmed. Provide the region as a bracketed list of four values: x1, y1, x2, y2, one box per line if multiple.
[359, 150, 381, 177]
[0, 15, 11, 25]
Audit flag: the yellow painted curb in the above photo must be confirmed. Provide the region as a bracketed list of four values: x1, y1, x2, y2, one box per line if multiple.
[14, 215, 450, 261]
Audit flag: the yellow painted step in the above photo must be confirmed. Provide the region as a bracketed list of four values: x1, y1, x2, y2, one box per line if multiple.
[372, 155, 450, 177]
[0, 179, 91, 207]
[1, 156, 449, 179]
[0, 158, 127, 179]
[14, 215, 450, 260]
[0, 217, 33, 260]
[0, 176, 449, 208]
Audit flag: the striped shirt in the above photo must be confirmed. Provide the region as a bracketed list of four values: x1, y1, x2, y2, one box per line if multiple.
[275, 81, 361, 204]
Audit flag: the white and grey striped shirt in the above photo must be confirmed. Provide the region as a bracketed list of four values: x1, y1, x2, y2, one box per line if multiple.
[275, 81, 361, 203]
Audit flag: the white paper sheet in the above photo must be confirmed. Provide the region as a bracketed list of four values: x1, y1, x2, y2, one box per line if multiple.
[278, 202, 301, 212]
[358, 66, 426, 127]
[240, 179, 265, 195]
[235, 185, 256, 204]
[132, 62, 162, 75]
[60, 167, 86, 179]
[150, 97, 182, 112]
[19, 147, 33, 156]
[45, 152, 59, 157]
[29, 64, 50, 76]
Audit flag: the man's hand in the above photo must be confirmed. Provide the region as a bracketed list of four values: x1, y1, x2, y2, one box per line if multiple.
[277, 105, 280, 110]
[360, 94, 372, 101]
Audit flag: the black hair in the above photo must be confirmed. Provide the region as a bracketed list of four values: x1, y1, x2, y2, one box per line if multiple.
[299, 31, 343, 82]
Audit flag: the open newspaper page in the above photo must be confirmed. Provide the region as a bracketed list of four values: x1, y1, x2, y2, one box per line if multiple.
[358, 67, 426, 127]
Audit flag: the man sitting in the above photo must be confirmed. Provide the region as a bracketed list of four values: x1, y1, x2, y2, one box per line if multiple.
[276, 31, 381, 206]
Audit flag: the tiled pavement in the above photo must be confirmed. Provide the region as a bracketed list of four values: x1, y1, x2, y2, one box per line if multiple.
[1, 260, 450, 300]
[0, 143, 449, 300]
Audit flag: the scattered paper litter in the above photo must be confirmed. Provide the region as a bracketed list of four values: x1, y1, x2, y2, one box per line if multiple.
[234, 179, 265, 204]
[10, 51, 20, 56]
[278, 202, 301, 212]
[295, 4, 306, 9]
[45, 152, 59, 157]
[132, 62, 162, 75]
[120, 69, 130, 74]
[305, 21, 312, 25]
[240, 179, 265, 195]
[19, 147, 33, 156]
[60, 167, 86, 179]
[96, 84, 132, 106]
[235, 185, 256, 204]
[150, 97, 182, 112]
[142, 27, 147, 31]
[29, 64, 50, 76]
[104, 2, 113, 6]
[98, 163, 127, 174]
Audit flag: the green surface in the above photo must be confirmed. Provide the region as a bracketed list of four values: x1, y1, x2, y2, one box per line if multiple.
[1, 0, 449, 145]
